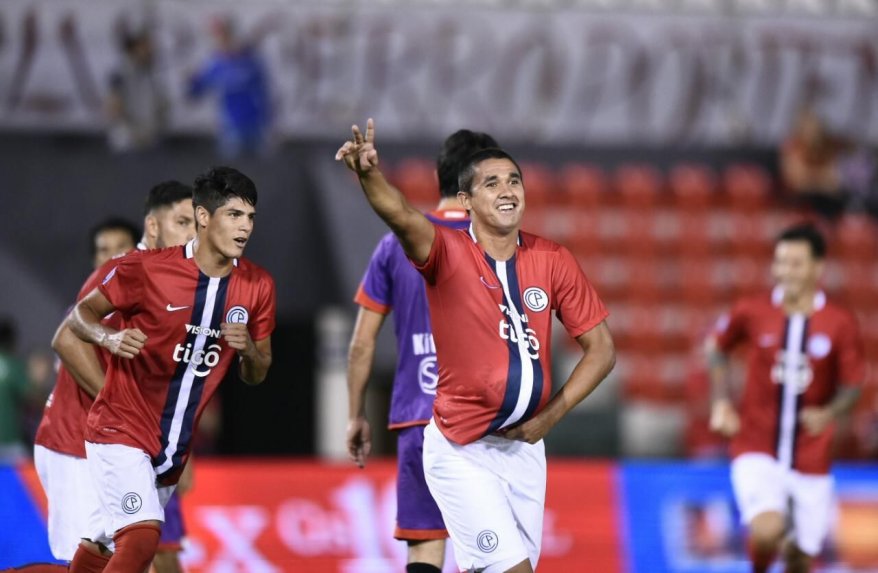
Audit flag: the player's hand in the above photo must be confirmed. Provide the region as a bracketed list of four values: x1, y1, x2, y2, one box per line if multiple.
[709, 399, 740, 437]
[497, 415, 552, 444]
[104, 328, 147, 359]
[346, 417, 372, 468]
[799, 406, 834, 436]
[334, 118, 379, 176]
[221, 322, 255, 356]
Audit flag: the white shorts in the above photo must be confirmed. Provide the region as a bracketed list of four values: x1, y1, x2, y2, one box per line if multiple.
[84, 442, 175, 547]
[34, 445, 105, 560]
[423, 419, 546, 573]
[731, 452, 835, 556]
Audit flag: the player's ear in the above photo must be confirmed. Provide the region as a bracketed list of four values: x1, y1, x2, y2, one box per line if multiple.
[195, 205, 211, 229]
[144, 214, 158, 242]
[457, 191, 472, 210]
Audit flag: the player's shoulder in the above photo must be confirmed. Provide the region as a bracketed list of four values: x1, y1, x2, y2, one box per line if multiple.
[820, 296, 859, 324]
[520, 231, 567, 255]
[235, 257, 275, 287]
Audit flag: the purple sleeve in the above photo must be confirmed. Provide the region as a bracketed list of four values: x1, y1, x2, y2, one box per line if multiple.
[354, 235, 394, 313]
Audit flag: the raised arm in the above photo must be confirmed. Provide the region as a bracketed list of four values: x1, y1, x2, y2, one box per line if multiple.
[68, 288, 147, 359]
[503, 320, 616, 444]
[335, 118, 435, 264]
[346, 307, 386, 468]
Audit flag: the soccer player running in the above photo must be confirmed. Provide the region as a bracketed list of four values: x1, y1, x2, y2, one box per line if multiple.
[347, 129, 498, 573]
[708, 224, 865, 573]
[23, 183, 195, 573]
[64, 167, 275, 572]
[337, 120, 615, 573]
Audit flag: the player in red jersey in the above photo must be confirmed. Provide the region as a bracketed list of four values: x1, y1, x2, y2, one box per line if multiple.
[337, 120, 615, 573]
[63, 167, 275, 572]
[708, 224, 865, 573]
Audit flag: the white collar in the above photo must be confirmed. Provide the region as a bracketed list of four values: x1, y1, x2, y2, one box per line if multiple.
[771, 286, 826, 311]
[467, 223, 521, 247]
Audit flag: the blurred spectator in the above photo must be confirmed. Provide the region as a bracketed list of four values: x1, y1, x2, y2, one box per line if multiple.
[838, 145, 878, 220]
[780, 106, 851, 220]
[106, 30, 169, 152]
[187, 16, 272, 158]
[0, 318, 30, 462]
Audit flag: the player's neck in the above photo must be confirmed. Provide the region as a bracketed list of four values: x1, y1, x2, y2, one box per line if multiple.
[472, 223, 518, 261]
[192, 237, 234, 277]
[782, 288, 817, 315]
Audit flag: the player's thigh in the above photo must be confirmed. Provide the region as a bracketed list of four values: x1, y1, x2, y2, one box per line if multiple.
[423, 422, 529, 572]
[500, 438, 546, 567]
[35, 445, 101, 561]
[789, 472, 833, 556]
[731, 453, 787, 524]
[85, 442, 168, 539]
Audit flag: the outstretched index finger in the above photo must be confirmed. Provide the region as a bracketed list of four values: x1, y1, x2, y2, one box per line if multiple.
[364, 118, 375, 144]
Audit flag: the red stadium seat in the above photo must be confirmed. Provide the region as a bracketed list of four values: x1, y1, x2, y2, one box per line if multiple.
[559, 163, 608, 209]
[614, 164, 663, 210]
[835, 214, 878, 263]
[520, 161, 557, 208]
[390, 158, 436, 207]
[669, 163, 717, 211]
[723, 163, 773, 212]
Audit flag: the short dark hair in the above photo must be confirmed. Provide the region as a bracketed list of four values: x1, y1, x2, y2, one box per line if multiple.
[144, 180, 193, 216]
[776, 224, 827, 259]
[457, 148, 523, 196]
[88, 217, 140, 257]
[436, 130, 499, 198]
[192, 166, 258, 216]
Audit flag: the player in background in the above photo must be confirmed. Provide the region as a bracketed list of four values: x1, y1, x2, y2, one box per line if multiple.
[89, 218, 139, 269]
[347, 129, 498, 573]
[63, 167, 275, 572]
[10, 183, 195, 573]
[337, 120, 615, 573]
[708, 224, 865, 573]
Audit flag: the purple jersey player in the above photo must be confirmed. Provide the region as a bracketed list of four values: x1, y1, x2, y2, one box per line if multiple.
[347, 130, 498, 573]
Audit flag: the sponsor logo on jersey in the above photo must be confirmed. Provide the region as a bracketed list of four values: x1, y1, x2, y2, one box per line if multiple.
[418, 356, 439, 395]
[173, 343, 223, 377]
[771, 350, 813, 394]
[498, 304, 541, 359]
[166, 303, 190, 312]
[186, 324, 221, 338]
[101, 266, 117, 286]
[122, 492, 142, 515]
[226, 305, 249, 324]
[523, 287, 549, 312]
[477, 530, 499, 553]
[412, 332, 436, 356]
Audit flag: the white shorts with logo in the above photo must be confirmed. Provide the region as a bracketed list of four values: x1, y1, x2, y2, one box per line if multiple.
[731, 452, 835, 556]
[34, 445, 105, 560]
[423, 419, 546, 573]
[84, 441, 175, 546]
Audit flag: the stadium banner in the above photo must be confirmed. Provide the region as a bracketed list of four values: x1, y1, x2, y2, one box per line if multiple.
[620, 461, 878, 573]
[0, 0, 876, 145]
[5, 459, 623, 572]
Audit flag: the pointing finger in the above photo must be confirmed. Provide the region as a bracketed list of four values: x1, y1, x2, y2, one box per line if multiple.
[352, 124, 363, 144]
[365, 118, 374, 143]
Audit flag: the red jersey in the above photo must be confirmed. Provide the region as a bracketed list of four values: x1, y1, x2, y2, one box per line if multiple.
[415, 224, 608, 445]
[87, 241, 276, 483]
[34, 259, 123, 458]
[714, 288, 866, 474]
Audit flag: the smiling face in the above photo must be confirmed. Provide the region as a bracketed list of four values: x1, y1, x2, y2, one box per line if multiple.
[772, 240, 823, 300]
[197, 197, 256, 260]
[457, 157, 525, 236]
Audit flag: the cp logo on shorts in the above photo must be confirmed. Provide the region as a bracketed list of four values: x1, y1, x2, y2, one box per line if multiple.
[477, 530, 499, 553]
[523, 287, 548, 312]
[226, 305, 249, 324]
[121, 492, 142, 515]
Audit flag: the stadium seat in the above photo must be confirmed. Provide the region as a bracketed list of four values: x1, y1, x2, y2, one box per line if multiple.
[614, 164, 663, 210]
[559, 163, 608, 209]
[390, 158, 436, 206]
[723, 163, 773, 212]
[669, 163, 716, 211]
[520, 161, 557, 208]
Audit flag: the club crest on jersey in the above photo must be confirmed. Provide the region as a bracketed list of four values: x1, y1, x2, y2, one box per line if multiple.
[226, 305, 249, 324]
[523, 287, 549, 312]
[807, 333, 832, 359]
[102, 266, 117, 286]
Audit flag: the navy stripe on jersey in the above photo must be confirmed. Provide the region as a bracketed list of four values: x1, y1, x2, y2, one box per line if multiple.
[167, 275, 230, 473]
[790, 319, 809, 470]
[776, 314, 807, 469]
[154, 272, 230, 478]
[485, 254, 544, 436]
[154, 272, 211, 470]
[773, 318, 790, 461]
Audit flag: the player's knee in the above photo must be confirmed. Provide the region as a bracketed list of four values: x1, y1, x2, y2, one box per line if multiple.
[749, 513, 785, 549]
[69, 541, 111, 573]
[782, 542, 812, 573]
[106, 522, 161, 573]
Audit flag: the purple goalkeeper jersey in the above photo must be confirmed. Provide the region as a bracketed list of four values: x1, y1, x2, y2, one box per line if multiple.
[354, 209, 469, 429]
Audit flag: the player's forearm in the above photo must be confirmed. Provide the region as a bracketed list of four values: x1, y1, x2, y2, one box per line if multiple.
[67, 301, 114, 349]
[707, 344, 732, 404]
[51, 323, 105, 398]
[828, 386, 861, 418]
[541, 340, 616, 429]
[347, 338, 376, 419]
[358, 170, 433, 262]
[238, 349, 271, 385]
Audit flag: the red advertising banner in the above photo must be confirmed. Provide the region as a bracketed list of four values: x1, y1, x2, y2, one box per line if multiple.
[172, 459, 623, 572]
